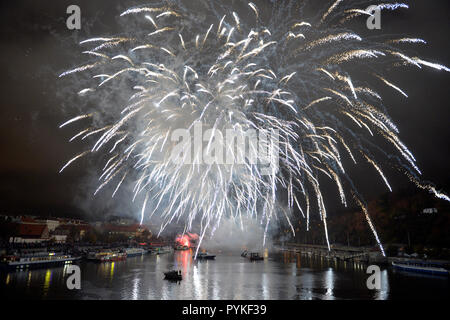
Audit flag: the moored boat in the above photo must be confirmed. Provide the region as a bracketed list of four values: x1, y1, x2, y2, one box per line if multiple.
[241, 250, 264, 261]
[174, 245, 189, 251]
[196, 252, 216, 260]
[87, 250, 126, 262]
[392, 260, 449, 276]
[151, 246, 172, 255]
[125, 248, 147, 257]
[1, 252, 81, 270]
[248, 252, 264, 261]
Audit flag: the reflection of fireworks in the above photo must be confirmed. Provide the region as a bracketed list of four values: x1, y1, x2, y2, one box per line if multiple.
[60, 1, 448, 256]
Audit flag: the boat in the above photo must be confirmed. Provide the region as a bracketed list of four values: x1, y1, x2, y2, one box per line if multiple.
[196, 252, 216, 260]
[248, 252, 264, 261]
[392, 260, 449, 276]
[174, 245, 189, 251]
[241, 250, 264, 261]
[164, 270, 182, 281]
[152, 247, 172, 255]
[125, 248, 147, 257]
[0, 252, 81, 270]
[87, 250, 126, 262]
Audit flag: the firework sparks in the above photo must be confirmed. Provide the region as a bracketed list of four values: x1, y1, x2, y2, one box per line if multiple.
[59, 1, 448, 257]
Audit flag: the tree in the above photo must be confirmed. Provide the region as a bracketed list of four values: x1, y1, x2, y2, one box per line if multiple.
[85, 229, 98, 243]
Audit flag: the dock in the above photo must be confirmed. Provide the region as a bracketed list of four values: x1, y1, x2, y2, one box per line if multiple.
[274, 242, 388, 264]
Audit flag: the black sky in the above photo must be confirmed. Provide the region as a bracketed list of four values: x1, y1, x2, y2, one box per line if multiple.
[0, 1, 449, 218]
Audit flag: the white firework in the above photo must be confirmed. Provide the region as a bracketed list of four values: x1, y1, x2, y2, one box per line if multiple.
[59, 1, 449, 256]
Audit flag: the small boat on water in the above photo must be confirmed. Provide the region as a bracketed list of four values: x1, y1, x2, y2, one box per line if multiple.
[164, 270, 182, 281]
[125, 248, 147, 257]
[1, 252, 80, 270]
[241, 250, 264, 261]
[392, 260, 449, 276]
[87, 250, 126, 262]
[196, 252, 216, 260]
[249, 252, 264, 261]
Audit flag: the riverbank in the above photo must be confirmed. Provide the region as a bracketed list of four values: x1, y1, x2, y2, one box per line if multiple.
[274, 242, 450, 266]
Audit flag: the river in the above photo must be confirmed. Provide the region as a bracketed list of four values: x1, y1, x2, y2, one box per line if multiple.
[0, 250, 448, 299]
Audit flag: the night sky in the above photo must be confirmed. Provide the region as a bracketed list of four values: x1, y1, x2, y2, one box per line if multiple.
[0, 1, 449, 219]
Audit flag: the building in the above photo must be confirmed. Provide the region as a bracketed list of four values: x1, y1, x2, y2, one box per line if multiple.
[55, 224, 91, 242]
[36, 218, 60, 232]
[109, 217, 138, 225]
[57, 218, 88, 225]
[50, 228, 69, 243]
[102, 223, 151, 239]
[9, 223, 50, 244]
[5, 215, 92, 243]
[91, 221, 103, 228]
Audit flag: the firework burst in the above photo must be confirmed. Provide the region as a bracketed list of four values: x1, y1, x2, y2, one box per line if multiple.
[59, 1, 449, 256]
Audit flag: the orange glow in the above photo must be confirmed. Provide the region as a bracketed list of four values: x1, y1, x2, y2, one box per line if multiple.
[175, 233, 198, 248]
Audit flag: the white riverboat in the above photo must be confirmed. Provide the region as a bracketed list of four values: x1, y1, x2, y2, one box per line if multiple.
[392, 260, 449, 276]
[1, 252, 80, 270]
[87, 250, 126, 262]
[125, 247, 147, 257]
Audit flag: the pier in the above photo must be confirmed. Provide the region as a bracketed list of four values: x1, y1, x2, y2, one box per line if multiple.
[274, 242, 388, 264]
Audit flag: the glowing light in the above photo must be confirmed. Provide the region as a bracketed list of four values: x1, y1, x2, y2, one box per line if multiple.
[175, 233, 198, 248]
[43, 269, 52, 293]
[110, 262, 115, 279]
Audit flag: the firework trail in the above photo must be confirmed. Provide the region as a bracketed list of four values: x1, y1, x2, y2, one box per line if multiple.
[59, 1, 449, 256]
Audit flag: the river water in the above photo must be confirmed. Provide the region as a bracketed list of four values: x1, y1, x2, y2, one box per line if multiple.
[0, 250, 448, 300]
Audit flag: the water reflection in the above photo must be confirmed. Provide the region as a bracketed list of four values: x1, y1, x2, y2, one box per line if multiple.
[192, 264, 202, 298]
[175, 249, 192, 276]
[324, 268, 335, 300]
[110, 262, 115, 280]
[375, 269, 389, 300]
[27, 271, 32, 288]
[43, 269, 52, 297]
[131, 277, 140, 300]
[0, 251, 447, 300]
